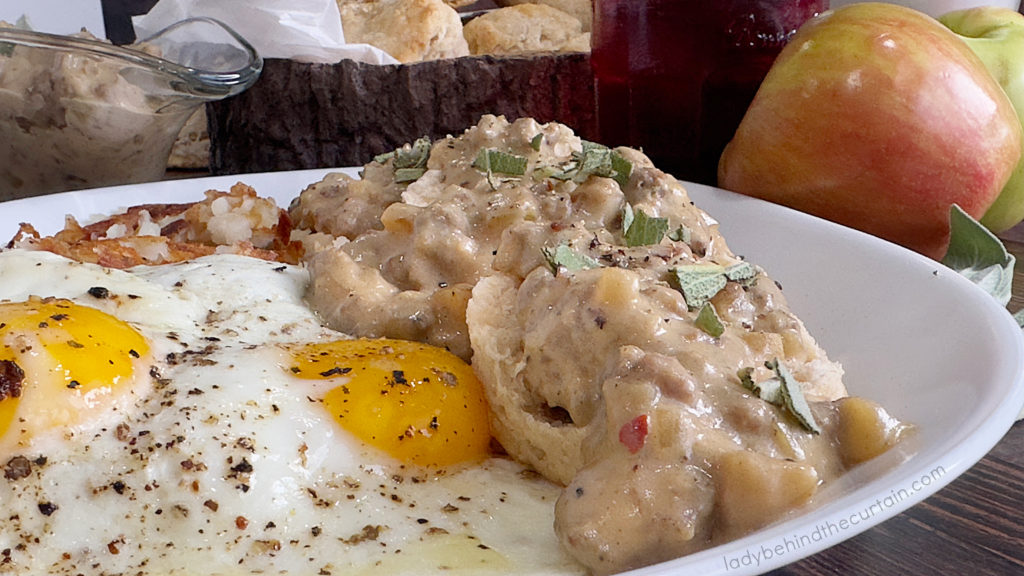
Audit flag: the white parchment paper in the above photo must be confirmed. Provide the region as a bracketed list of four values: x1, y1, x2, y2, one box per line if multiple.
[133, 0, 399, 64]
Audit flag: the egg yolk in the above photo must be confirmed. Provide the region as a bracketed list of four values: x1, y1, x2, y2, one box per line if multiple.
[0, 297, 150, 445]
[286, 338, 491, 468]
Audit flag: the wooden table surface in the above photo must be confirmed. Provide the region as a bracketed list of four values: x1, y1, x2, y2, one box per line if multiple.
[769, 232, 1024, 576]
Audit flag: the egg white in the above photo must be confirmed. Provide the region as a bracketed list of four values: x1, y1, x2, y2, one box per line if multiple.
[0, 250, 584, 576]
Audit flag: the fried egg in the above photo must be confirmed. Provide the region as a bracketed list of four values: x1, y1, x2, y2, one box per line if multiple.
[0, 249, 583, 575]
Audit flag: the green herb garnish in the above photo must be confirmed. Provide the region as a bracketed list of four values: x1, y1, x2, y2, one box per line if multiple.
[578, 142, 612, 175]
[394, 137, 432, 169]
[942, 204, 1015, 306]
[530, 133, 543, 151]
[610, 151, 633, 188]
[473, 148, 528, 176]
[668, 261, 758, 310]
[532, 165, 559, 180]
[542, 243, 600, 275]
[579, 142, 632, 188]
[669, 264, 729, 309]
[668, 225, 692, 244]
[394, 168, 426, 183]
[374, 136, 432, 183]
[738, 366, 756, 389]
[741, 366, 757, 389]
[737, 366, 782, 405]
[695, 303, 724, 338]
[738, 359, 820, 434]
[767, 358, 821, 434]
[622, 204, 669, 247]
[724, 262, 757, 284]
[546, 142, 632, 189]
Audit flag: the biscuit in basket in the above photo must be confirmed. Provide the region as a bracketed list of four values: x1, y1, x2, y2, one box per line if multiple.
[495, 0, 593, 32]
[338, 0, 469, 63]
[463, 4, 590, 56]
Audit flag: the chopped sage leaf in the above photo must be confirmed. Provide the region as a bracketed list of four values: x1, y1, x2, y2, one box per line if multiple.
[394, 137, 432, 170]
[577, 143, 612, 177]
[942, 204, 1015, 306]
[610, 151, 632, 188]
[724, 262, 757, 285]
[473, 148, 528, 176]
[532, 164, 560, 180]
[547, 164, 577, 182]
[766, 358, 821, 434]
[394, 167, 426, 183]
[695, 303, 724, 338]
[546, 141, 633, 188]
[669, 264, 728, 310]
[543, 244, 600, 274]
[375, 136, 432, 183]
[669, 262, 758, 309]
[1014, 308, 1024, 328]
[543, 243, 600, 275]
[668, 225, 692, 244]
[530, 133, 543, 151]
[737, 366, 781, 405]
[738, 366, 756, 390]
[623, 205, 669, 247]
[755, 378, 783, 406]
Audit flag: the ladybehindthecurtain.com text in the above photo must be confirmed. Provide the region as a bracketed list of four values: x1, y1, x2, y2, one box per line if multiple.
[721, 465, 947, 571]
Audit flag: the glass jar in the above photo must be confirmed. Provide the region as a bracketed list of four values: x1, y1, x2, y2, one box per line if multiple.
[0, 17, 262, 200]
[591, 0, 828, 185]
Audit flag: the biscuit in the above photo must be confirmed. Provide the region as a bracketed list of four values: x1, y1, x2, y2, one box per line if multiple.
[338, 0, 469, 63]
[466, 273, 593, 485]
[495, 0, 593, 32]
[463, 4, 590, 56]
[338, 0, 476, 7]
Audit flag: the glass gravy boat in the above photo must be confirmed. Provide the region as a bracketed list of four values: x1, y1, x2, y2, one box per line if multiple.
[0, 17, 262, 200]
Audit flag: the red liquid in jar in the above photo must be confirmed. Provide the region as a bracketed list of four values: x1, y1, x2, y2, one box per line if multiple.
[592, 0, 827, 185]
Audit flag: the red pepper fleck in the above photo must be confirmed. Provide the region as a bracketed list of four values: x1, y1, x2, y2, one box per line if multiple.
[618, 414, 649, 454]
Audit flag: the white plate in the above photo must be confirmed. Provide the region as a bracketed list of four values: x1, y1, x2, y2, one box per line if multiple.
[2, 170, 1023, 576]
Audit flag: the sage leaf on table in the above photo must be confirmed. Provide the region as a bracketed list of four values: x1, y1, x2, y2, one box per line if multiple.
[942, 204, 1015, 308]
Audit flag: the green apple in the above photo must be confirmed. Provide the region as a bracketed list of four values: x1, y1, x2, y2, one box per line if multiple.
[940, 7, 1024, 233]
[718, 2, 1022, 259]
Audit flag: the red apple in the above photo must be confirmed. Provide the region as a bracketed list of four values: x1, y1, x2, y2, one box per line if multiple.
[717, 2, 1022, 259]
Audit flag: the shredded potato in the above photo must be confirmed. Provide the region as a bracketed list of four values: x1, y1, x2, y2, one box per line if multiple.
[5, 183, 303, 268]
